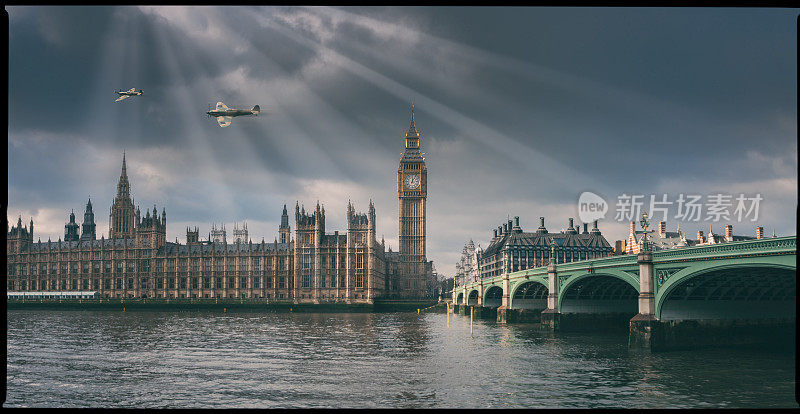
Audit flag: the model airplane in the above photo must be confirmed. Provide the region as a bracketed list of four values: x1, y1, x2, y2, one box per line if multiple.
[115, 88, 143, 102]
[206, 102, 260, 127]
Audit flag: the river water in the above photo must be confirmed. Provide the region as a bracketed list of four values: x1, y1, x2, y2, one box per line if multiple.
[5, 310, 797, 408]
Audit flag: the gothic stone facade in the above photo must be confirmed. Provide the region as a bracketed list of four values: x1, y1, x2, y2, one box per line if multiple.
[7, 156, 386, 303]
[396, 104, 430, 298]
[6, 107, 441, 301]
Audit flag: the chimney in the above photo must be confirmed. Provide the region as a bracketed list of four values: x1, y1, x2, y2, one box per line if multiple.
[493, 229, 498, 239]
[658, 221, 666, 237]
[568, 217, 574, 229]
[513, 216, 522, 233]
[540, 217, 545, 227]
[725, 224, 733, 240]
[502, 223, 508, 234]
[508, 219, 513, 232]
[583, 223, 588, 234]
[756, 226, 764, 239]
[591, 220, 600, 235]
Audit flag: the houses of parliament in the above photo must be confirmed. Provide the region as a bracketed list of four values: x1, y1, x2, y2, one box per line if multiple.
[6, 107, 434, 303]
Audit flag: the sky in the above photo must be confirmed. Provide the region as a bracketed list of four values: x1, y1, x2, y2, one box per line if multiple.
[7, 6, 798, 278]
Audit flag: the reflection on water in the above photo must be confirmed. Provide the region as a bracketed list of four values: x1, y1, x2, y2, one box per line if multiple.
[5, 310, 796, 408]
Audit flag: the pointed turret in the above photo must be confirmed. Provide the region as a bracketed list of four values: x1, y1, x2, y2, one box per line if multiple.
[406, 102, 419, 138]
[403, 102, 422, 153]
[110, 152, 137, 239]
[281, 204, 289, 227]
[116, 152, 131, 199]
[81, 197, 97, 241]
[279, 204, 291, 244]
[65, 209, 80, 242]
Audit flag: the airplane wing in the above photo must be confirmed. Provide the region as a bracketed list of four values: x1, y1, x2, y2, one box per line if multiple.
[215, 102, 228, 111]
[217, 116, 233, 128]
[115, 95, 130, 102]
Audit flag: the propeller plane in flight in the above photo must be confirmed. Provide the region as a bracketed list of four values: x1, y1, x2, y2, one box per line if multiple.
[206, 102, 261, 127]
[115, 88, 143, 102]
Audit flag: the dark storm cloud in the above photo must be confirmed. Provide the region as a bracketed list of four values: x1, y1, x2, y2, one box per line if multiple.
[7, 6, 797, 276]
[390, 7, 796, 183]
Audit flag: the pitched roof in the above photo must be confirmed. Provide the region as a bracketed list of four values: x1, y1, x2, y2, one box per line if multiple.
[481, 230, 612, 257]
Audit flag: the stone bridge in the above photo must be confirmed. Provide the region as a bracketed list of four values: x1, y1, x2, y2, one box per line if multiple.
[451, 236, 796, 350]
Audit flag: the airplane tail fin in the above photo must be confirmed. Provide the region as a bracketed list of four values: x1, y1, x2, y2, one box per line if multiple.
[252, 105, 260, 115]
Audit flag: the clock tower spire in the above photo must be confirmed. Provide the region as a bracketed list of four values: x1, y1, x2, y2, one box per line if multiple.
[397, 103, 427, 298]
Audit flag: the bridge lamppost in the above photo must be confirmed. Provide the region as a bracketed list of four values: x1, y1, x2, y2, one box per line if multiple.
[630, 211, 659, 351]
[639, 211, 653, 252]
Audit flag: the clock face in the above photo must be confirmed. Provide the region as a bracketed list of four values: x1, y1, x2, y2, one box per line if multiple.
[404, 174, 420, 189]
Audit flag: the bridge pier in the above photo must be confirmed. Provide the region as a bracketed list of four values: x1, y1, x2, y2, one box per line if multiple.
[497, 307, 543, 323]
[629, 251, 660, 351]
[496, 306, 514, 323]
[494, 271, 512, 323]
[472, 305, 497, 319]
[540, 262, 561, 331]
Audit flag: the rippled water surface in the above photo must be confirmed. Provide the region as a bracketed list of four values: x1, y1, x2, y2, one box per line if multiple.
[5, 310, 797, 408]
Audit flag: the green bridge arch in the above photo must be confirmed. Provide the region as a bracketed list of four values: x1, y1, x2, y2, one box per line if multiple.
[467, 289, 480, 306]
[508, 277, 548, 309]
[453, 237, 795, 320]
[655, 257, 796, 320]
[483, 285, 504, 308]
[557, 269, 639, 313]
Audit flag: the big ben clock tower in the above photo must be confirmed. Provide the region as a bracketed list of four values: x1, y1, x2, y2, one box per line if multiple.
[398, 103, 427, 298]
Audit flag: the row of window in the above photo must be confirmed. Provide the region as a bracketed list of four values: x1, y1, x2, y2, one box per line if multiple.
[299, 273, 365, 289]
[7, 273, 379, 291]
[297, 233, 368, 244]
[7, 266, 301, 277]
[478, 250, 611, 277]
[9, 253, 375, 273]
[8, 276, 288, 291]
[300, 254, 365, 270]
[11, 292, 374, 300]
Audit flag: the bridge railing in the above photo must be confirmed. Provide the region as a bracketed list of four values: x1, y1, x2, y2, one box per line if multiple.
[467, 236, 797, 288]
[653, 236, 796, 261]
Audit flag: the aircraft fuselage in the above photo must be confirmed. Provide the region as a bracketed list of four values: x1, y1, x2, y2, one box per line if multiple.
[206, 109, 256, 117]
